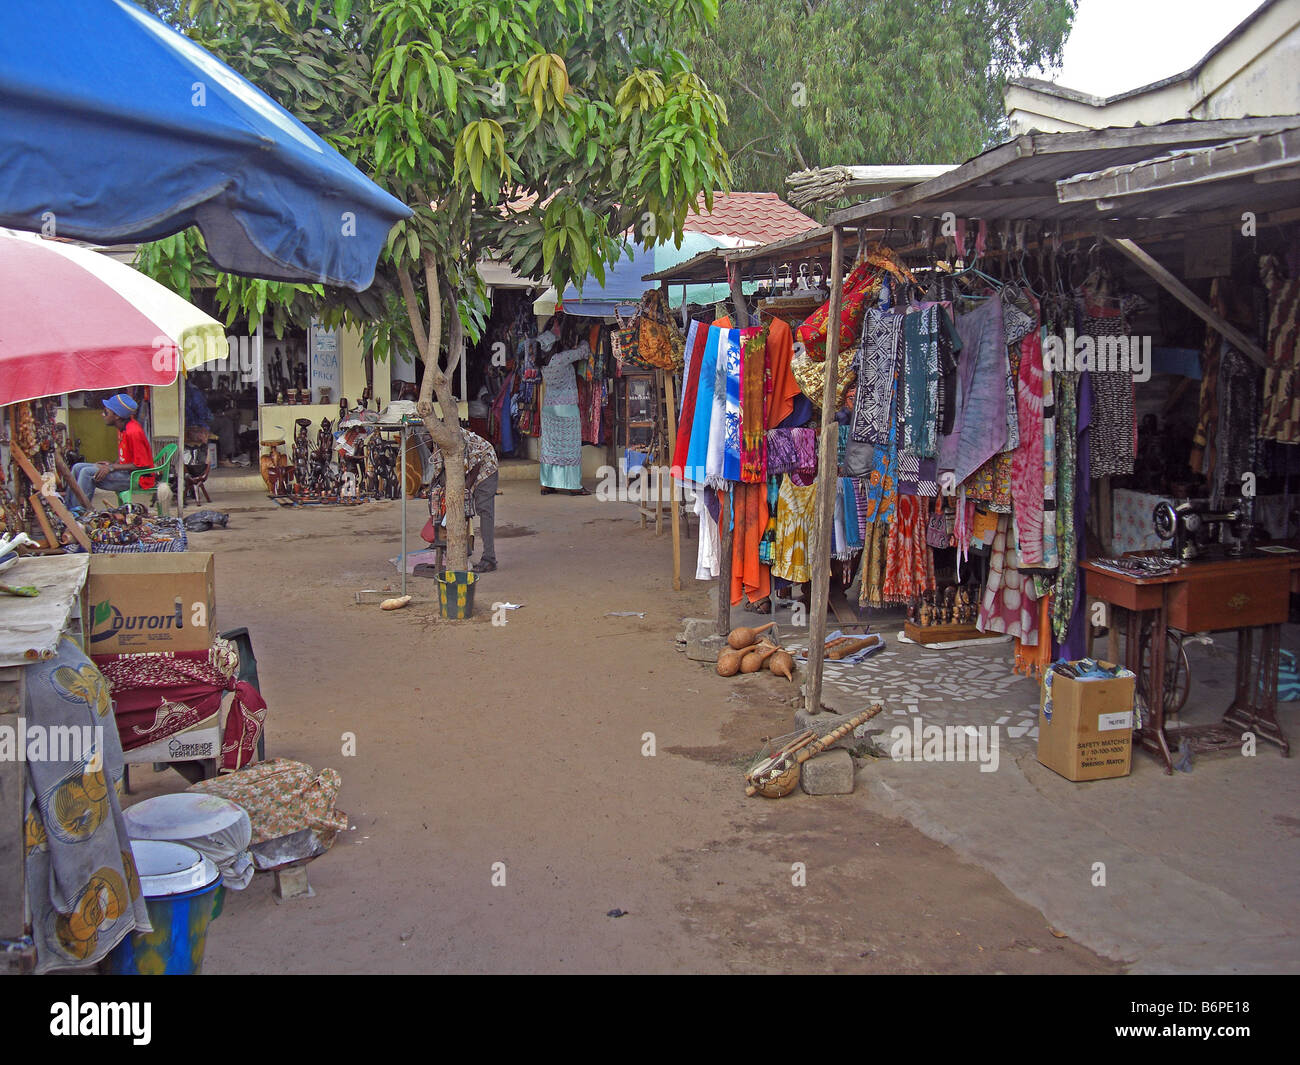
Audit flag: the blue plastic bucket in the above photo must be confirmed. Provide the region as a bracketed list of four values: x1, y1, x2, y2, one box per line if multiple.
[106, 840, 221, 975]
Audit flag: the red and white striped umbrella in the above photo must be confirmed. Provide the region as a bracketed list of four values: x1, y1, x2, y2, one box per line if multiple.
[0, 227, 229, 407]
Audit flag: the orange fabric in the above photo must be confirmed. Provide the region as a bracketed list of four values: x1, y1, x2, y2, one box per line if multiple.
[763, 317, 799, 429]
[730, 481, 771, 605]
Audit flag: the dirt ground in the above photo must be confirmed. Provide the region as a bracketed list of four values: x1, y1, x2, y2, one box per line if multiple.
[126, 483, 1119, 974]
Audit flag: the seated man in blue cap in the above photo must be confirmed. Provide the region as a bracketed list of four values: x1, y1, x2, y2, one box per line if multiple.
[69, 393, 156, 507]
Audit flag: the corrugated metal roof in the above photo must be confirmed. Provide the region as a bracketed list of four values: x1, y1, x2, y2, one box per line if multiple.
[828, 116, 1300, 227]
[1055, 127, 1300, 219]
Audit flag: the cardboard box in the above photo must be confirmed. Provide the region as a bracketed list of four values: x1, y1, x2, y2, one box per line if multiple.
[1037, 661, 1135, 781]
[84, 553, 215, 655]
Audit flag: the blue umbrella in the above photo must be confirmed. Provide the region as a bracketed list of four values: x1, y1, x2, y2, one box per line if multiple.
[0, 0, 411, 291]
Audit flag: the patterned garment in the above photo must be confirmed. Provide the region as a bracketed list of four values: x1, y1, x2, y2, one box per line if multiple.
[882, 493, 935, 603]
[722, 328, 747, 483]
[93, 641, 267, 773]
[540, 341, 588, 406]
[740, 327, 769, 483]
[190, 758, 347, 846]
[792, 332, 859, 409]
[897, 454, 939, 497]
[539, 404, 582, 484]
[977, 513, 1039, 643]
[1259, 254, 1300, 444]
[859, 408, 899, 525]
[428, 427, 499, 491]
[682, 326, 721, 487]
[856, 518, 890, 608]
[1011, 320, 1047, 566]
[1212, 343, 1263, 506]
[851, 309, 904, 445]
[1039, 330, 1059, 573]
[766, 427, 816, 477]
[24, 638, 151, 973]
[539, 342, 589, 485]
[1078, 292, 1137, 477]
[900, 303, 960, 457]
[941, 297, 1008, 486]
[672, 320, 706, 480]
[772, 476, 816, 583]
[706, 333, 729, 487]
[1051, 373, 1079, 641]
[797, 260, 881, 362]
[967, 337, 1020, 507]
[1000, 289, 1036, 451]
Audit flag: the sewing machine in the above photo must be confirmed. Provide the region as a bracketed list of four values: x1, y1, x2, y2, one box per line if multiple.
[1152, 501, 1254, 561]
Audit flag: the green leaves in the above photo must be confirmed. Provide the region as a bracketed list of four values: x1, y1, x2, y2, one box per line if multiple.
[453, 118, 509, 194]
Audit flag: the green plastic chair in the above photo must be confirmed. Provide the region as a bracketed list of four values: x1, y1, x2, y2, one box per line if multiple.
[115, 442, 177, 512]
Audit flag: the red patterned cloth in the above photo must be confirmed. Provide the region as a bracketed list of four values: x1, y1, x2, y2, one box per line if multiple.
[882, 494, 935, 603]
[797, 261, 878, 363]
[93, 645, 266, 772]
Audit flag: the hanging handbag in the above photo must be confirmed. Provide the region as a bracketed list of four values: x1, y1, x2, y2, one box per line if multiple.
[636, 289, 686, 371]
[614, 306, 651, 371]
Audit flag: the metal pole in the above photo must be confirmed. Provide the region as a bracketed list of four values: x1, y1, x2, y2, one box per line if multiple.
[401, 423, 408, 598]
[176, 363, 186, 518]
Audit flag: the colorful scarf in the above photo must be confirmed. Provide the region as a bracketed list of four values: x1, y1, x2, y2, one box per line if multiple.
[731, 480, 771, 605]
[882, 493, 936, 603]
[1011, 309, 1046, 566]
[683, 325, 720, 487]
[671, 320, 707, 480]
[740, 326, 768, 482]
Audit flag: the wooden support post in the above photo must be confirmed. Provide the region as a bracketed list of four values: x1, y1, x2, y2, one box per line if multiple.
[805, 226, 846, 715]
[664, 371, 682, 590]
[55, 452, 92, 511]
[1103, 236, 1270, 368]
[11, 443, 92, 552]
[716, 489, 732, 636]
[728, 265, 748, 326]
[29, 493, 59, 550]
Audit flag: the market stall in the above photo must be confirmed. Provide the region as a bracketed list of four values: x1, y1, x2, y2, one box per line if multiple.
[651, 114, 1300, 777]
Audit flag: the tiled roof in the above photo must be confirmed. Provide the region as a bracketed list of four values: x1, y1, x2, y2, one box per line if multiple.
[684, 192, 818, 244]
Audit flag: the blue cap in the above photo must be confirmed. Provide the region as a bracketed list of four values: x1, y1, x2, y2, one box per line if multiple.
[103, 393, 138, 419]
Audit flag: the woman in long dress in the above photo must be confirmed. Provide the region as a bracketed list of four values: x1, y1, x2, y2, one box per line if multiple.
[537, 326, 591, 495]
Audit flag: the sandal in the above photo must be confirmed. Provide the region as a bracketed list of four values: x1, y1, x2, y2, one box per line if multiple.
[540, 487, 557, 495]
[566, 486, 592, 496]
[746, 597, 772, 615]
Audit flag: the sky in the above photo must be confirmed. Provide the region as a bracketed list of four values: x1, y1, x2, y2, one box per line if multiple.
[1032, 0, 1269, 97]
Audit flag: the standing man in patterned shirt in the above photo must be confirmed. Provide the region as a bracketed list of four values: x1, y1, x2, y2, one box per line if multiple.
[428, 426, 499, 573]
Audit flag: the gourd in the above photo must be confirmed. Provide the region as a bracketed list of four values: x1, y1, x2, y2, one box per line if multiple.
[727, 622, 775, 650]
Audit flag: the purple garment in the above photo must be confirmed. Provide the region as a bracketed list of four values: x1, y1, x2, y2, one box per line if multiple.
[1060, 372, 1094, 661]
[767, 427, 816, 480]
[939, 297, 1008, 485]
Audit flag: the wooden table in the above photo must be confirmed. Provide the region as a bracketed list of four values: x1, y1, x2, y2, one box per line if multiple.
[1080, 550, 1299, 774]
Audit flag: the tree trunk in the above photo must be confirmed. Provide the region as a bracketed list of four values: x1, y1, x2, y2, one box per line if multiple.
[408, 252, 470, 574]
